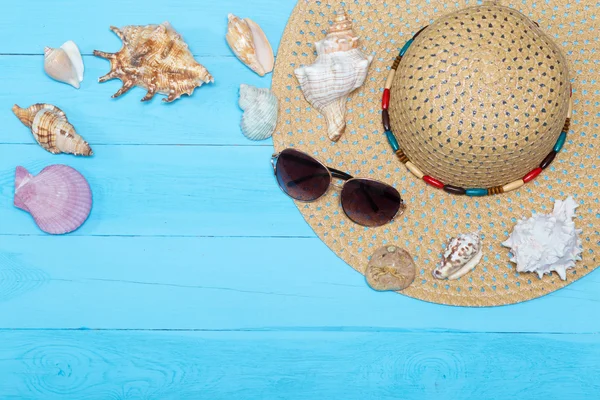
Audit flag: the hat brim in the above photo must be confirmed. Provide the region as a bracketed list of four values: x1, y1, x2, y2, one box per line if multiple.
[271, 0, 599, 307]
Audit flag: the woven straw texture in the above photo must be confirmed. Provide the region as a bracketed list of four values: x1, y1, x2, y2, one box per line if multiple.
[391, 5, 571, 188]
[271, 0, 599, 306]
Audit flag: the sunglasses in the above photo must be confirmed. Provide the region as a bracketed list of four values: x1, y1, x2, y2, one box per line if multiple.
[271, 149, 406, 227]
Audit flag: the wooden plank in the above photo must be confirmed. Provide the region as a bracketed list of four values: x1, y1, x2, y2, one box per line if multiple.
[0, 330, 598, 399]
[0, 236, 598, 332]
[0, 145, 314, 237]
[2, 55, 278, 146]
[0, 0, 293, 56]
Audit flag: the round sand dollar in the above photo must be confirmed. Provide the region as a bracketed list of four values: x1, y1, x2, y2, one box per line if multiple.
[366, 246, 416, 291]
[389, 5, 571, 188]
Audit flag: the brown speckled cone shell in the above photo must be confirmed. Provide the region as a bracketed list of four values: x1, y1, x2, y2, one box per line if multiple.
[94, 22, 213, 103]
[271, 0, 599, 306]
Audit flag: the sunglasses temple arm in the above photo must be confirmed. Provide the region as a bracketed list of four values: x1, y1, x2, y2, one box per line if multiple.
[289, 168, 353, 186]
[359, 182, 380, 213]
[288, 173, 331, 186]
[328, 167, 353, 181]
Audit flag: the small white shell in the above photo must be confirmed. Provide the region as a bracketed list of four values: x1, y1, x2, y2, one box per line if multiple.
[226, 14, 274, 76]
[60, 40, 84, 82]
[433, 232, 483, 280]
[239, 84, 278, 141]
[44, 40, 84, 88]
[294, 12, 373, 141]
[502, 197, 583, 280]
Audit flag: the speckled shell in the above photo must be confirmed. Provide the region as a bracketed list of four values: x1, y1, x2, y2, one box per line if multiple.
[226, 14, 274, 76]
[239, 84, 278, 141]
[294, 12, 373, 141]
[94, 22, 213, 103]
[365, 245, 416, 291]
[12, 103, 92, 156]
[433, 232, 483, 280]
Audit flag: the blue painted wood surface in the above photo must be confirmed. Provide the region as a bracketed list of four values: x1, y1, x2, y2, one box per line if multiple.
[0, 0, 598, 398]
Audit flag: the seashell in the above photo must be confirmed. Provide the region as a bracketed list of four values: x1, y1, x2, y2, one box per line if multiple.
[238, 84, 278, 140]
[14, 165, 92, 235]
[294, 11, 373, 141]
[94, 22, 214, 102]
[502, 197, 583, 280]
[433, 232, 483, 280]
[226, 14, 274, 76]
[12, 103, 92, 156]
[365, 245, 416, 291]
[44, 40, 84, 89]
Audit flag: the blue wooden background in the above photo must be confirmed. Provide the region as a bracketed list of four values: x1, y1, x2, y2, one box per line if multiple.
[0, 0, 599, 398]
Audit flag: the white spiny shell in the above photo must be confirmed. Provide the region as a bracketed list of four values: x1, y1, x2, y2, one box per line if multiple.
[502, 197, 583, 280]
[226, 14, 274, 76]
[239, 84, 278, 141]
[44, 40, 84, 88]
[294, 11, 373, 141]
[433, 232, 483, 280]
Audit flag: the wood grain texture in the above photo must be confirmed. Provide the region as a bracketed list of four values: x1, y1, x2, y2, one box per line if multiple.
[0, 0, 287, 56]
[0, 236, 599, 332]
[0, 145, 313, 237]
[0, 331, 598, 399]
[1, 0, 599, 397]
[2, 56, 274, 145]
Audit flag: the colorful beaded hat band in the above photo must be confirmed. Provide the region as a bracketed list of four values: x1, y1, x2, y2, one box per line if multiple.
[382, 26, 573, 197]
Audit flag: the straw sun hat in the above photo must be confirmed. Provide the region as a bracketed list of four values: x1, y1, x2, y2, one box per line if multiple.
[271, 0, 599, 306]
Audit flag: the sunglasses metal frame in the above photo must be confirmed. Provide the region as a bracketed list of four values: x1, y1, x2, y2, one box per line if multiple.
[271, 149, 406, 226]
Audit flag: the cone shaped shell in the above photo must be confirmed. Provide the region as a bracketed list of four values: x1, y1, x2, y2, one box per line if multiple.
[226, 14, 274, 76]
[44, 41, 84, 88]
[93, 22, 213, 102]
[239, 84, 278, 141]
[14, 165, 92, 235]
[12, 103, 93, 156]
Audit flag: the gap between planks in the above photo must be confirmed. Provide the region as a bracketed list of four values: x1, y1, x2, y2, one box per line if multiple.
[0, 327, 598, 334]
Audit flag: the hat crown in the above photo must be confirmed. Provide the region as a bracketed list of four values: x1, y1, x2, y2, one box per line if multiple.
[389, 4, 571, 188]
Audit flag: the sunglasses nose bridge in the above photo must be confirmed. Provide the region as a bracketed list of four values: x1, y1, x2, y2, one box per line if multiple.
[331, 181, 344, 191]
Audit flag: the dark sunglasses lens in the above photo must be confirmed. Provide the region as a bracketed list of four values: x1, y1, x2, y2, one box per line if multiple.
[341, 179, 402, 227]
[276, 149, 331, 201]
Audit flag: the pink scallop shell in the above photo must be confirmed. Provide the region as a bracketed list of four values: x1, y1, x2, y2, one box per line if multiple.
[14, 165, 92, 234]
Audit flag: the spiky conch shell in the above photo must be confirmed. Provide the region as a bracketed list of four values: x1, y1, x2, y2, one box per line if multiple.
[44, 40, 84, 88]
[294, 11, 373, 141]
[226, 14, 274, 76]
[502, 197, 583, 280]
[12, 103, 92, 156]
[14, 165, 92, 235]
[238, 84, 278, 141]
[93, 22, 213, 103]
